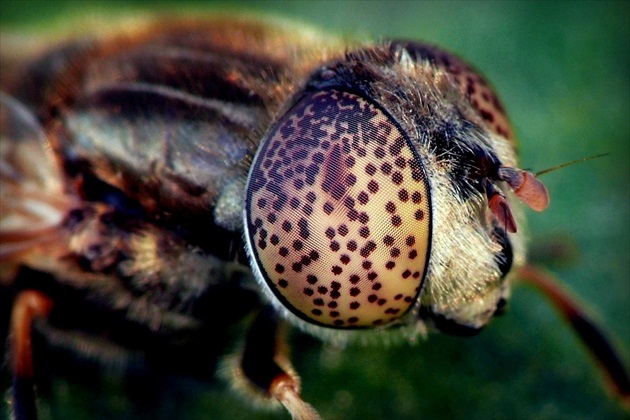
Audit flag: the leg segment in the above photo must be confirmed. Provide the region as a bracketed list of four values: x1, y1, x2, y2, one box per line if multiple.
[518, 265, 630, 406]
[227, 306, 321, 420]
[9, 290, 54, 420]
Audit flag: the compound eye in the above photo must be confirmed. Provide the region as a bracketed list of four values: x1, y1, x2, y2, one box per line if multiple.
[244, 90, 431, 328]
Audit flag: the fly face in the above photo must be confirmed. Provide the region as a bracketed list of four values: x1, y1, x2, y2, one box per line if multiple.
[1, 16, 627, 420]
[244, 41, 548, 340]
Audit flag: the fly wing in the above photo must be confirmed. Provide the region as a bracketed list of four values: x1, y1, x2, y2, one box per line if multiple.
[0, 93, 74, 273]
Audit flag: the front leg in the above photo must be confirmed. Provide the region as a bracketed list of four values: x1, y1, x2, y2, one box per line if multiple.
[8, 290, 53, 420]
[225, 306, 321, 420]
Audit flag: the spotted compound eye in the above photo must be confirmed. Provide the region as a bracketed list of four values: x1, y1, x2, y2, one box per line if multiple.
[244, 90, 431, 328]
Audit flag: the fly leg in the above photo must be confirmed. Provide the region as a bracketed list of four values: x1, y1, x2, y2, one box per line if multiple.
[225, 306, 321, 420]
[518, 265, 630, 407]
[8, 290, 54, 420]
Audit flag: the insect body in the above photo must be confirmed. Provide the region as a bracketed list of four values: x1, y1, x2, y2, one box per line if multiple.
[0, 17, 627, 419]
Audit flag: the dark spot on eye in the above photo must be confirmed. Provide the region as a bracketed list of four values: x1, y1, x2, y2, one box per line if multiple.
[345, 174, 357, 186]
[331, 184, 345, 201]
[301, 255, 312, 266]
[386, 261, 395, 269]
[350, 301, 360, 310]
[292, 262, 302, 272]
[358, 212, 369, 224]
[333, 319, 344, 326]
[412, 271, 420, 279]
[267, 213, 277, 224]
[349, 275, 360, 284]
[392, 172, 403, 185]
[304, 288, 314, 296]
[391, 215, 402, 227]
[311, 309, 322, 316]
[357, 191, 369, 205]
[385, 202, 396, 213]
[328, 301, 337, 308]
[406, 236, 415, 246]
[331, 291, 341, 299]
[415, 209, 424, 220]
[398, 189, 409, 202]
[294, 179, 304, 190]
[278, 279, 288, 288]
[347, 209, 359, 221]
[350, 287, 360, 296]
[344, 196, 355, 209]
[279, 247, 289, 257]
[323, 202, 334, 215]
[359, 226, 370, 238]
[362, 260, 372, 269]
[306, 191, 316, 203]
[258, 240, 267, 249]
[254, 218, 263, 228]
[365, 163, 377, 176]
[325, 227, 336, 239]
[394, 294, 403, 300]
[377, 299, 387, 306]
[389, 143, 403, 156]
[404, 296, 413, 303]
[330, 311, 340, 318]
[360, 241, 376, 258]
[302, 204, 313, 215]
[368, 180, 379, 193]
[270, 235, 279, 245]
[345, 156, 355, 167]
[383, 235, 394, 246]
[480, 109, 495, 123]
[381, 162, 392, 175]
[402, 269, 411, 278]
[330, 241, 340, 252]
[347, 240, 358, 251]
[314, 298, 324, 306]
[390, 248, 400, 258]
[318, 286, 328, 294]
[331, 281, 341, 290]
[282, 221, 292, 232]
[297, 220, 309, 240]
[307, 275, 318, 284]
[412, 191, 422, 203]
[385, 308, 400, 314]
[395, 156, 406, 168]
[293, 240, 303, 251]
[275, 264, 284, 273]
[332, 266, 343, 275]
[348, 317, 359, 323]
[372, 283, 382, 291]
[367, 272, 377, 281]
[368, 294, 378, 303]
[374, 147, 386, 159]
[409, 250, 417, 259]
[338, 224, 349, 236]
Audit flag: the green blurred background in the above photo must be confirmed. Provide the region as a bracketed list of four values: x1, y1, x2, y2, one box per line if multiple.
[1, 1, 628, 419]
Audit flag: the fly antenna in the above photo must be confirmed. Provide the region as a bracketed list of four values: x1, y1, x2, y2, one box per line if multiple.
[535, 153, 609, 177]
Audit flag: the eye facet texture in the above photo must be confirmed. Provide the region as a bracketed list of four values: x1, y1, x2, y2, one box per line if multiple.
[245, 90, 431, 328]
